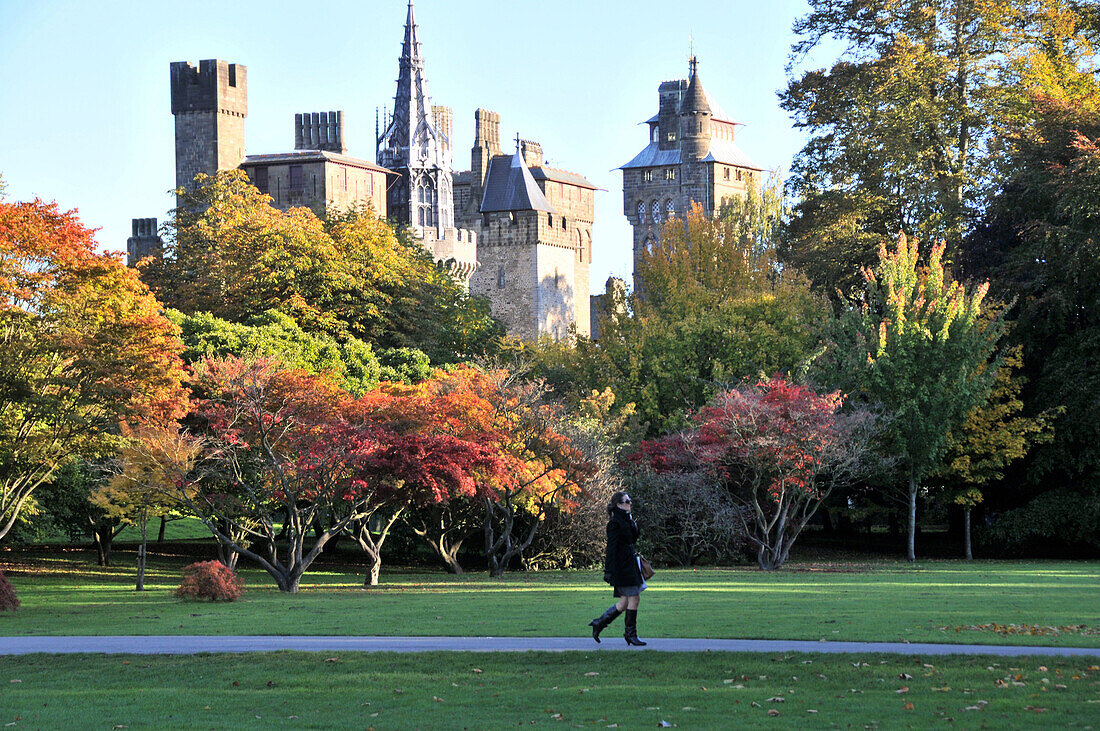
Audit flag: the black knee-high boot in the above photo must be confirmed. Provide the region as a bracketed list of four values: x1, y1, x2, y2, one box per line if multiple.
[588, 604, 623, 643]
[624, 609, 647, 646]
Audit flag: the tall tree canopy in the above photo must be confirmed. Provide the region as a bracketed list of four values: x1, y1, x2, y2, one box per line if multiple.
[141, 171, 502, 364]
[959, 92, 1100, 548]
[0, 194, 187, 541]
[780, 0, 1099, 295]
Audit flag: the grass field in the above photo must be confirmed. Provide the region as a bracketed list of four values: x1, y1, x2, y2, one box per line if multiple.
[2, 548, 1098, 647]
[2, 651, 1098, 728]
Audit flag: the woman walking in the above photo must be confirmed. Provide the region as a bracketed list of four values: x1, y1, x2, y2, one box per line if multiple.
[588, 491, 647, 646]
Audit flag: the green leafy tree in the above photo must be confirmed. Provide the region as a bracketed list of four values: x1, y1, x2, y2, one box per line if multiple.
[934, 346, 1059, 558]
[818, 233, 1003, 561]
[167, 308, 384, 396]
[143, 171, 502, 364]
[780, 0, 1099, 295]
[572, 181, 828, 435]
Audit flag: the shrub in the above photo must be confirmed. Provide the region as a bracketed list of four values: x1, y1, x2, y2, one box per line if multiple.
[0, 570, 20, 611]
[174, 560, 244, 601]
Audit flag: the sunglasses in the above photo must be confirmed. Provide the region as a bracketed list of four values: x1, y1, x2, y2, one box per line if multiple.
[619, 498, 632, 504]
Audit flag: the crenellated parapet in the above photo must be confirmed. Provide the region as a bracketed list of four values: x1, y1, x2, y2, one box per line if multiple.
[295, 111, 346, 154]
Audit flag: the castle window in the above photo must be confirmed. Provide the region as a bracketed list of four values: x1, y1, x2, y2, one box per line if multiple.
[289, 165, 303, 191]
[723, 167, 730, 180]
[228, 66, 236, 87]
[666, 132, 676, 142]
[651, 200, 661, 224]
[665, 168, 676, 181]
[666, 199, 675, 219]
[642, 170, 653, 182]
[509, 211, 517, 225]
[547, 212, 553, 226]
[561, 216, 567, 229]
[483, 212, 491, 227]
[737, 169, 743, 181]
[636, 201, 646, 225]
[497, 266, 506, 289]
[253, 166, 268, 194]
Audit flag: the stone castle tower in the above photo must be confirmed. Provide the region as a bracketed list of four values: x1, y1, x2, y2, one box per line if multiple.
[621, 57, 762, 283]
[454, 111, 596, 340]
[377, 2, 477, 284]
[170, 59, 247, 199]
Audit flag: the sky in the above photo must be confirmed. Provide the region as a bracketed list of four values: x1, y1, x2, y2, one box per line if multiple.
[0, 0, 819, 290]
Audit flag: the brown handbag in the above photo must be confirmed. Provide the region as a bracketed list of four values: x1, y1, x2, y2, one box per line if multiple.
[638, 555, 655, 580]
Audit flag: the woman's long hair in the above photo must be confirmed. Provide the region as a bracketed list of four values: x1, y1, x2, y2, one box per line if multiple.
[607, 491, 629, 517]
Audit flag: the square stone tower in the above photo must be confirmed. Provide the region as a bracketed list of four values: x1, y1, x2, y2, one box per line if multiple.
[170, 59, 247, 199]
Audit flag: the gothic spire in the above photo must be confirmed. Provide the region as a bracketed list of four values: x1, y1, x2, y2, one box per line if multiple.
[377, 1, 455, 232]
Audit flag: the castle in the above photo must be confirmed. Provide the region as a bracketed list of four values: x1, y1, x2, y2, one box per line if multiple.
[129, 4, 759, 341]
[620, 57, 762, 283]
[131, 2, 596, 341]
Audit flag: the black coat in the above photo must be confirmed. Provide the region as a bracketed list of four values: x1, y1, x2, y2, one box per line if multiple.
[604, 507, 643, 587]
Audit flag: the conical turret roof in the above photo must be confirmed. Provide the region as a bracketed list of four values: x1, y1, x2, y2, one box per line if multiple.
[680, 56, 711, 115]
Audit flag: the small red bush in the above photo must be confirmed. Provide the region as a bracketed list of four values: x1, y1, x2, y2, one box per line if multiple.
[0, 570, 20, 611]
[174, 561, 244, 602]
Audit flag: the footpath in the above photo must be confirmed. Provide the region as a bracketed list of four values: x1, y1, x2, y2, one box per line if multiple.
[3, 636, 1100, 656]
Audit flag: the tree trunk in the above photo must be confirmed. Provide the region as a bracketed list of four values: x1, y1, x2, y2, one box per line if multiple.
[907, 472, 918, 562]
[963, 507, 973, 561]
[94, 523, 115, 567]
[136, 511, 147, 592]
[157, 515, 167, 543]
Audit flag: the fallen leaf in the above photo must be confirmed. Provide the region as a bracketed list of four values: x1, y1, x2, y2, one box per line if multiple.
[324, 657, 339, 663]
[807, 709, 818, 714]
[932, 686, 951, 692]
[585, 672, 600, 677]
[767, 709, 780, 716]
[658, 722, 671, 728]
[750, 701, 761, 708]
[899, 673, 913, 680]
[472, 668, 482, 674]
[8, 680, 20, 684]
[1025, 706, 1047, 713]
[767, 697, 785, 703]
[896, 687, 910, 694]
[903, 702, 914, 710]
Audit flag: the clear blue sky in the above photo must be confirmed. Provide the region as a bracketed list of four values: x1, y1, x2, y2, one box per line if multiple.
[0, 0, 816, 290]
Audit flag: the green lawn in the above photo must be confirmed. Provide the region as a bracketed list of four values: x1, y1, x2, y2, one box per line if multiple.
[2, 651, 1098, 728]
[2, 550, 1099, 647]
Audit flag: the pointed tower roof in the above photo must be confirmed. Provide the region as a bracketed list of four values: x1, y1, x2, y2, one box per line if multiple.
[480, 146, 556, 213]
[377, 1, 445, 169]
[680, 56, 711, 115]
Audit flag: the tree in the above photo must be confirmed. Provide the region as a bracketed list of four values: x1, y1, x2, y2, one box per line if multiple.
[780, 0, 1099, 295]
[0, 195, 188, 542]
[94, 424, 204, 590]
[354, 366, 593, 576]
[637, 378, 872, 570]
[934, 346, 1059, 559]
[143, 171, 502, 364]
[573, 190, 828, 436]
[959, 91, 1100, 548]
[817, 234, 1002, 561]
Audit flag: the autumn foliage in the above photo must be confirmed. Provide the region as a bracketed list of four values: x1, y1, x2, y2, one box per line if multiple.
[637, 378, 871, 570]
[174, 561, 244, 602]
[0, 195, 188, 542]
[0, 570, 20, 611]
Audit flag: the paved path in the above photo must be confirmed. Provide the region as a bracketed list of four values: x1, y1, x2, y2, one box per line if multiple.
[2, 636, 1099, 657]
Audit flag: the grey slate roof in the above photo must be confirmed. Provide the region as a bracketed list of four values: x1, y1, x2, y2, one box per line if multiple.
[480, 152, 556, 213]
[240, 150, 393, 175]
[530, 165, 600, 190]
[620, 137, 762, 171]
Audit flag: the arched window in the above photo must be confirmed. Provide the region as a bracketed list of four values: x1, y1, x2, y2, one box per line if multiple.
[636, 201, 646, 225]
[643, 237, 655, 255]
[666, 199, 675, 219]
[497, 266, 506, 289]
[651, 200, 661, 224]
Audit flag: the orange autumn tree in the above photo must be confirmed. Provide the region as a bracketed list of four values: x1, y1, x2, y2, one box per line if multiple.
[356, 366, 596, 576]
[0, 194, 187, 542]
